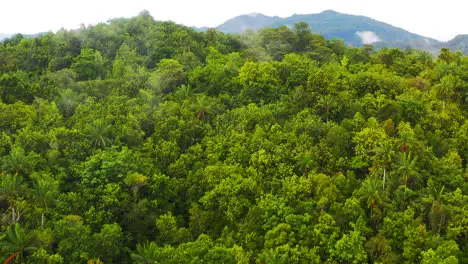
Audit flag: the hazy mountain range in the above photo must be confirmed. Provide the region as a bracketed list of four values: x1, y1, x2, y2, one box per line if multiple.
[2, 10, 467, 54]
[0, 32, 48, 42]
[0, 33, 12, 41]
[193, 10, 468, 54]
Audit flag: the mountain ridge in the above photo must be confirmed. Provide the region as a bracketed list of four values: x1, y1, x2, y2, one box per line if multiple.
[205, 10, 467, 54]
[2, 11, 467, 54]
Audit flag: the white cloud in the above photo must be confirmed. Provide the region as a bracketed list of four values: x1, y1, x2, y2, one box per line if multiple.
[356, 31, 382, 44]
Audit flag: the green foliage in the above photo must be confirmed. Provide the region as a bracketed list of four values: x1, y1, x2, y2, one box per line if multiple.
[149, 59, 186, 94]
[0, 11, 466, 264]
[0, 223, 37, 263]
[71, 48, 104, 81]
[238, 61, 281, 103]
[0, 71, 39, 103]
[330, 230, 368, 263]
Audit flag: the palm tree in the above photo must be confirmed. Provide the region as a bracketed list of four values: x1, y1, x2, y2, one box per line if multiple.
[429, 185, 446, 234]
[192, 94, 213, 121]
[1, 147, 30, 175]
[0, 174, 24, 223]
[32, 175, 59, 227]
[298, 152, 316, 178]
[374, 142, 395, 190]
[437, 74, 456, 109]
[174, 84, 193, 101]
[261, 249, 289, 264]
[57, 88, 82, 118]
[318, 94, 335, 123]
[359, 178, 384, 216]
[88, 119, 112, 149]
[131, 241, 159, 264]
[0, 223, 36, 263]
[396, 152, 418, 188]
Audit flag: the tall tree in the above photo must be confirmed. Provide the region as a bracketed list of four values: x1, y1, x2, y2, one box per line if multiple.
[436, 74, 456, 109]
[0, 174, 24, 223]
[358, 178, 384, 217]
[317, 94, 336, 123]
[32, 174, 59, 227]
[87, 119, 112, 149]
[396, 152, 418, 188]
[297, 152, 316, 178]
[71, 48, 104, 81]
[131, 241, 159, 264]
[293, 22, 313, 53]
[373, 141, 395, 190]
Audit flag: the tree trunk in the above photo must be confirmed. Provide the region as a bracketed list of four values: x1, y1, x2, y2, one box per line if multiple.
[326, 106, 329, 123]
[403, 184, 407, 209]
[382, 168, 386, 190]
[14, 206, 21, 222]
[41, 212, 45, 227]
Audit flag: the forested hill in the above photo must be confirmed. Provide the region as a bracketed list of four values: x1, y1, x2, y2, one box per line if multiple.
[206, 10, 468, 54]
[1, 10, 468, 263]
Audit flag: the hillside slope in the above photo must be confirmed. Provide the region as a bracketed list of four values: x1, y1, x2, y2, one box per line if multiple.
[214, 10, 466, 53]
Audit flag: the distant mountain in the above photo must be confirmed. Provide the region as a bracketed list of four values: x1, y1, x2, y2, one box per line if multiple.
[211, 10, 468, 54]
[217, 13, 282, 33]
[0, 32, 49, 43]
[191, 26, 210, 32]
[0, 33, 13, 41]
[444, 34, 468, 54]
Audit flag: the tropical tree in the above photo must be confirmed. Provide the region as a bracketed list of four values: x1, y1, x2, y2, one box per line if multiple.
[293, 22, 313, 53]
[297, 152, 316, 178]
[174, 84, 193, 101]
[436, 74, 456, 109]
[317, 94, 336, 123]
[124, 172, 148, 201]
[32, 174, 59, 227]
[373, 141, 395, 190]
[148, 58, 186, 94]
[396, 152, 418, 188]
[358, 178, 384, 216]
[87, 119, 112, 149]
[0, 174, 24, 223]
[56, 88, 82, 118]
[1, 147, 31, 175]
[131, 241, 159, 264]
[428, 184, 446, 234]
[330, 230, 368, 264]
[0, 223, 36, 263]
[192, 94, 214, 121]
[71, 48, 104, 81]
[261, 249, 289, 264]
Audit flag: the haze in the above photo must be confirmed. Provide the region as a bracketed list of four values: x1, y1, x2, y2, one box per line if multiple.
[1, 0, 466, 41]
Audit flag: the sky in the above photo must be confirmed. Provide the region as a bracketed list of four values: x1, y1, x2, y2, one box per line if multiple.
[0, 0, 466, 41]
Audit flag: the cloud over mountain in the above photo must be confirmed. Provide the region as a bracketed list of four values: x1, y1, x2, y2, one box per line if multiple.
[356, 31, 381, 44]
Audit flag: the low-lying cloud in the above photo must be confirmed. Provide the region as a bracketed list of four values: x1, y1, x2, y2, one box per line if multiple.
[356, 31, 381, 44]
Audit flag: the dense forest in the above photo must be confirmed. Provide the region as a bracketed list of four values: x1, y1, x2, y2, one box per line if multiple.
[0, 10, 467, 263]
